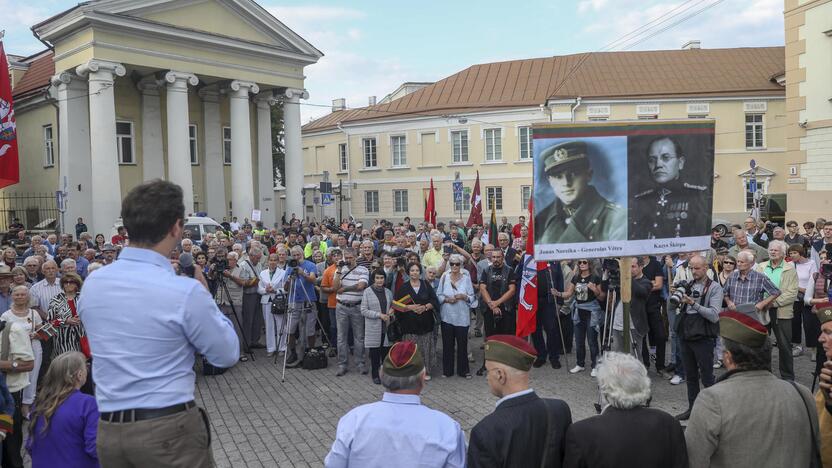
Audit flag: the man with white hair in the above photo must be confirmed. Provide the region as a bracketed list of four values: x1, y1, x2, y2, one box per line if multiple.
[60, 258, 77, 277]
[422, 233, 444, 270]
[723, 250, 780, 321]
[563, 352, 686, 467]
[22, 257, 42, 283]
[754, 240, 798, 380]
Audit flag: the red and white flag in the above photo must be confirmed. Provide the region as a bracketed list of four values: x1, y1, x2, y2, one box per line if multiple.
[466, 171, 482, 227]
[0, 41, 20, 189]
[516, 198, 542, 337]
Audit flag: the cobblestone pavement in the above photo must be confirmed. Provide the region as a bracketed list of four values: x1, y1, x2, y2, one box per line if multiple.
[195, 334, 817, 468]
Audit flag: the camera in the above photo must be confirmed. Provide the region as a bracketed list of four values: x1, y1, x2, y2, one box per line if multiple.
[210, 256, 228, 275]
[443, 244, 453, 255]
[288, 258, 299, 269]
[669, 280, 700, 307]
[602, 258, 620, 289]
[337, 260, 346, 268]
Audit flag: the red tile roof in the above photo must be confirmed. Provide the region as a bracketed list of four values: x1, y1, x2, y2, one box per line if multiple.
[12, 51, 54, 100]
[303, 47, 785, 133]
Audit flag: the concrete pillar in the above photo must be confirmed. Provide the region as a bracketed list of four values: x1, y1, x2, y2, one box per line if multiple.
[51, 72, 92, 234]
[228, 80, 259, 220]
[165, 71, 199, 215]
[283, 88, 309, 221]
[199, 88, 226, 220]
[138, 78, 165, 181]
[75, 59, 125, 237]
[255, 93, 277, 228]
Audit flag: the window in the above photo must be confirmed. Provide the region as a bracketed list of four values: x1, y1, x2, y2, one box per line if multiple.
[222, 127, 232, 165]
[521, 185, 532, 210]
[484, 128, 502, 161]
[391, 135, 407, 167]
[365, 190, 379, 213]
[745, 114, 764, 149]
[43, 125, 54, 167]
[745, 180, 766, 211]
[518, 127, 532, 160]
[393, 189, 408, 213]
[116, 121, 135, 164]
[486, 186, 503, 211]
[189, 124, 199, 165]
[363, 138, 377, 168]
[454, 187, 472, 213]
[451, 130, 468, 163]
[338, 143, 348, 172]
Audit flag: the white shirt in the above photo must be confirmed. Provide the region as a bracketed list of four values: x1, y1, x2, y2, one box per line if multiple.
[0, 320, 34, 392]
[230, 222, 241, 232]
[495, 388, 535, 408]
[258, 267, 286, 304]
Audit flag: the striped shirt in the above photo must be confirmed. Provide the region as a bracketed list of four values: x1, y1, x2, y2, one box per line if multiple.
[336, 265, 368, 304]
[30, 278, 63, 312]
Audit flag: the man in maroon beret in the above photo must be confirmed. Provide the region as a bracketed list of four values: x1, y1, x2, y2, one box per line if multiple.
[468, 335, 572, 468]
[325, 340, 465, 468]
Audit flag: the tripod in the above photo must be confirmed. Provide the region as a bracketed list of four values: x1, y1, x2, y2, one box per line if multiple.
[595, 285, 641, 414]
[215, 273, 255, 362]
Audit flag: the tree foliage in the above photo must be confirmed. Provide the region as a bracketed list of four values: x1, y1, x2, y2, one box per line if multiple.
[271, 103, 285, 187]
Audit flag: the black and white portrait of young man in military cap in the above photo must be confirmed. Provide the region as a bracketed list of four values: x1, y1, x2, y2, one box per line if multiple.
[534, 139, 627, 245]
[627, 135, 714, 240]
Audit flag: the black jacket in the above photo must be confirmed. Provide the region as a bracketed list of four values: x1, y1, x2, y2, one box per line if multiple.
[629, 275, 653, 336]
[468, 391, 572, 468]
[563, 406, 687, 468]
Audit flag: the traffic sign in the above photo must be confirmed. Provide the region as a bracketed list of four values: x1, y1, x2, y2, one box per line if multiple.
[748, 179, 757, 194]
[452, 181, 463, 203]
[322, 193, 334, 206]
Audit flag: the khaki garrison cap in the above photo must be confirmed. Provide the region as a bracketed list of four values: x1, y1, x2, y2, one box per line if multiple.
[542, 141, 589, 174]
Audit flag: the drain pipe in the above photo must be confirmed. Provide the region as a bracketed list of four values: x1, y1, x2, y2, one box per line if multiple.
[570, 97, 583, 122]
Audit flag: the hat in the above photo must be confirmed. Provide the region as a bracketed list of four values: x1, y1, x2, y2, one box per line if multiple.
[719, 311, 768, 347]
[717, 247, 729, 255]
[383, 340, 425, 377]
[541, 141, 589, 174]
[0, 265, 11, 278]
[484, 335, 537, 371]
[102, 243, 116, 252]
[816, 301, 832, 324]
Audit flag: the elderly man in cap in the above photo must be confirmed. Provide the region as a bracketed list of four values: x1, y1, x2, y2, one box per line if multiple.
[535, 141, 625, 244]
[468, 335, 572, 468]
[325, 340, 465, 468]
[685, 311, 819, 468]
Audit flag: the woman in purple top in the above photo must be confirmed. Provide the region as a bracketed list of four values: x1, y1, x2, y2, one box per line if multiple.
[26, 351, 99, 468]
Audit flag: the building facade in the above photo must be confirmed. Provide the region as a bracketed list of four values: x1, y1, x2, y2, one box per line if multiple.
[9, 0, 321, 236]
[301, 46, 787, 224]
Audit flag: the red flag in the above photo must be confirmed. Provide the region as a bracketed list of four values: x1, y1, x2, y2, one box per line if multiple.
[466, 171, 483, 227]
[516, 198, 541, 337]
[0, 42, 20, 189]
[425, 178, 437, 225]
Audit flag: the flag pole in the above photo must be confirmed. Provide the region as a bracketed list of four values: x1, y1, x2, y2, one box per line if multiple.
[619, 257, 633, 354]
[546, 263, 569, 370]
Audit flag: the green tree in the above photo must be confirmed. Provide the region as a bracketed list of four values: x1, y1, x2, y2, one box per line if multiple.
[270, 103, 285, 187]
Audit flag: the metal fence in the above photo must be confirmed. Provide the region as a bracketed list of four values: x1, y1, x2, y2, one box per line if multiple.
[0, 192, 59, 233]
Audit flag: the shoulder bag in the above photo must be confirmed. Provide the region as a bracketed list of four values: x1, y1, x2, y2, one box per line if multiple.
[788, 380, 822, 468]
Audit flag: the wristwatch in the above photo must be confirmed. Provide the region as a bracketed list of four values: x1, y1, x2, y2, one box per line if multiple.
[11, 361, 18, 369]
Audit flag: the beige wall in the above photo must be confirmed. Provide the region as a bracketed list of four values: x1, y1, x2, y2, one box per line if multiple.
[11, 104, 58, 196]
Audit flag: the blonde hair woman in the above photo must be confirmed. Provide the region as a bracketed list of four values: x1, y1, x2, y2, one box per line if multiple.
[1, 284, 43, 418]
[26, 352, 99, 467]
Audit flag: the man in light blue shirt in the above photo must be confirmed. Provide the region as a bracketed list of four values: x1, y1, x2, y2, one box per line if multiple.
[325, 340, 465, 468]
[79, 180, 239, 467]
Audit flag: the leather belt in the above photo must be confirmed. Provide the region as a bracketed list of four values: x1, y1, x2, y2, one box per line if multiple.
[100, 401, 196, 423]
[338, 300, 361, 307]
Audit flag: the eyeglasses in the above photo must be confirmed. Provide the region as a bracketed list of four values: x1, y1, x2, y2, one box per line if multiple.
[723, 261, 735, 265]
[449, 262, 461, 266]
[578, 260, 589, 265]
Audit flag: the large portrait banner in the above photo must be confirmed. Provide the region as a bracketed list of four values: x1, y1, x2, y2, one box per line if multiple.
[533, 120, 715, 261]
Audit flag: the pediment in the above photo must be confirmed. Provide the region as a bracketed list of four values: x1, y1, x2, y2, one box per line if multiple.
[737, 166, 775, 177]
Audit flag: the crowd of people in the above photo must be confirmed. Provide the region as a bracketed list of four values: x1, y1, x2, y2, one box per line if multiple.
[1, 177, 832, 466]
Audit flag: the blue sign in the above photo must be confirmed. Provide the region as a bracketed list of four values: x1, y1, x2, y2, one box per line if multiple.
[321, 193, 334, 206]
[748, 179, 757, 193]
[452, 181, 463, 203]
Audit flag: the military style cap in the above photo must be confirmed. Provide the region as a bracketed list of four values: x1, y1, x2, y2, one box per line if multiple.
[719, 311, 768, 348]
[816, 301, 832, 324]
[383, 340, 425, 377]
[542, 141, 588, 174]
[484, 335, 537, 371]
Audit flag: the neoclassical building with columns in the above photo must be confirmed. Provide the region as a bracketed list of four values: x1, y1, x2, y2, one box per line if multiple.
[9, 0, 319, 235]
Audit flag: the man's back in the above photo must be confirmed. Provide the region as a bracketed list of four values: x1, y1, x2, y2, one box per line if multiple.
[79, 247, 238, 412]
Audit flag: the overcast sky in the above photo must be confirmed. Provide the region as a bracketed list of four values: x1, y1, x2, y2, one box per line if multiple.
[3, 0, 785, 122]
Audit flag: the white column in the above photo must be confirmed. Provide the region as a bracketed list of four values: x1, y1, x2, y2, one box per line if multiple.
[165, 71, 199, 215]
[138, 79, 165, 181]
[228, 80, 259, 220]
[75, 60, 125, 237]
[51, 72, 92, 233]
[283, 88, 309, 221]
[255, 93, 277, 228]
[199, 88, 227, 219]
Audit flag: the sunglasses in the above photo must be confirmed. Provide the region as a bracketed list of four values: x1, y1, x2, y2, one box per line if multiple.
[578, 260, 589, 265]
[449, 262, 461, 266]
[723, 261, 735, 265]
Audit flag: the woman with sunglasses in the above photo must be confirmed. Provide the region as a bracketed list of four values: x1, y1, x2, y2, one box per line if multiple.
[563, 259, 605, 377]
[437, 254, 476, 378]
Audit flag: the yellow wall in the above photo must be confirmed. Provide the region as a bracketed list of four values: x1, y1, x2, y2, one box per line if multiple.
[11, 104, 58, 195]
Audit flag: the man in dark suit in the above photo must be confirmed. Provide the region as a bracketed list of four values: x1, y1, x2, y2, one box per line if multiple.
[468, 335, 572, 468]
[563, 352, 687, 468]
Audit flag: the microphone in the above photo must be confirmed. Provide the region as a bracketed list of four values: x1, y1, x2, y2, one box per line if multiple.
[179, 252, 195, 278]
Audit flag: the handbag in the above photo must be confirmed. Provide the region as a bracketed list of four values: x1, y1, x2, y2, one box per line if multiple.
[270, 294, 287, 315]
[788, 380, 822, 468]
[301, 346, 328, 370]
[386, 316, 404, 343]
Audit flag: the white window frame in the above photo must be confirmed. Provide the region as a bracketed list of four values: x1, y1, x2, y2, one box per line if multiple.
[486, 186, 503, 211]
[390, 135, 407, 167]
[393, 189, 408, 213]
[189, 124, 199, 165]
[338, 143, 348, 172]
[518, 126, 532, 160]
[43, 125, 54, 168]
[222, 126, 232, 165]
[451, 130, 469, 163]
[365, 190, 379, 213]
[521, 185, 532, 210]
[363, 137, 378, 168]
[484, 128, 503, 161]
[116, 120, 135, 165]
[745, 113, 765, 149]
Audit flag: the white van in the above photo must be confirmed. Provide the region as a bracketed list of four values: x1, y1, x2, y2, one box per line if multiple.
[111, 216, 223, 242]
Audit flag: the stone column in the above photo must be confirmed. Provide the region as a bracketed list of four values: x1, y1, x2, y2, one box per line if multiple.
[75, 60, 125, 236]
[228, 80, 259, 220]
[138, 79, 165, 181]
[165, 71, 199, 214]
[199, 88, 227, 219]
[283, 88, 309, 221]
[51, 72, 92, 233]
[255, 93, 277, 228]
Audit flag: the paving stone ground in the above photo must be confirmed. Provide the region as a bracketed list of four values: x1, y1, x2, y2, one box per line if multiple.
[195, 334, 816, 468]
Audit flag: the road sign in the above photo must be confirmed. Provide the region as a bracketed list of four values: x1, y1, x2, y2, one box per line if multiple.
[321, 193, 334, 206]
[750, 159, 756, 169]
[748, 179, 757, 194]
[320, 181, 332, 194]
[452, 181, 463, 203]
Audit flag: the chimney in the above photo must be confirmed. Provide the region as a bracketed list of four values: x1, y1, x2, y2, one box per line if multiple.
[682, 40, 701, 50]
[368, 96, 377, 106]
[332, 98, 346, 112]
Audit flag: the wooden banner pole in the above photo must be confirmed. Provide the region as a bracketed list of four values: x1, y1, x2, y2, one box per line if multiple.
[618, 257, 633, 354]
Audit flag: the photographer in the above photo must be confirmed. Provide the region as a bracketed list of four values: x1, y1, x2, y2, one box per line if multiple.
[285, 246, 318, 368]
[673, 255, 724, 421]
[217, 251, 255, 362]
[333, 248, 369, 377]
